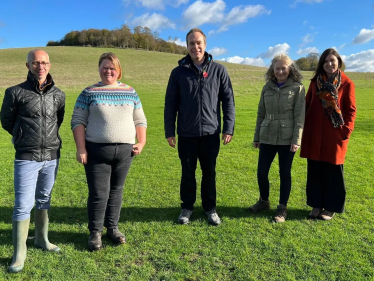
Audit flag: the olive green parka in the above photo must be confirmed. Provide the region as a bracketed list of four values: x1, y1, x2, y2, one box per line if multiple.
[253, 78, 305, 146]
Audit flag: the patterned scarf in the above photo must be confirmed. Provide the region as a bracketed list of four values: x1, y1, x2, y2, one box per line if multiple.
[316, 70, 344, 128]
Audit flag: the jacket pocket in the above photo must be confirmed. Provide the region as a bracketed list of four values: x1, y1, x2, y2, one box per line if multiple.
[280, 91, 294, 111]
[259, 119, 270, 140]
[280, 119, 293, 140]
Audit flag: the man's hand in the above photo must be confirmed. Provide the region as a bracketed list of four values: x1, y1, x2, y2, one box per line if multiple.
[167, 137, 176, 148]
[222, 133, 232, 145]
[253, 142, 260, 149]
[76, 149, 87, 165]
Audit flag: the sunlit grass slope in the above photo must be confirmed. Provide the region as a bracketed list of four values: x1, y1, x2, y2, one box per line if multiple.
[0, 47, 373, 280]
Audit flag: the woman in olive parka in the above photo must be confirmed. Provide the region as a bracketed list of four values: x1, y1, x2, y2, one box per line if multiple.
[249, 54, 305, 223]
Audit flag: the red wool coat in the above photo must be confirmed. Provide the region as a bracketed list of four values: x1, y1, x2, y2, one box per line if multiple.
[300, 71, 356, 165]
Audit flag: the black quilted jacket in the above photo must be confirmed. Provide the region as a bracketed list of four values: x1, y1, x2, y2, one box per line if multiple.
[1, 71, 65, 161]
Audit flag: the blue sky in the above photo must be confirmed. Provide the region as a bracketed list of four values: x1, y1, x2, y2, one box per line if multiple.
[1, 0, 374, 71]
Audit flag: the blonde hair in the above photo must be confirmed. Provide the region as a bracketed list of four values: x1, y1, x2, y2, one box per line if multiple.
[98, 52, 122, 80]
[265, 54, 303, 83]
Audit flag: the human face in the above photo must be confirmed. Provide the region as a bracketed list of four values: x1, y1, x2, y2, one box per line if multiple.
[323, 54, 339, 77]
[187, 32, 206, 65]
[273, 60, 290, 83]
[26, 50, 50, 83]
[99, 59, 119, 85]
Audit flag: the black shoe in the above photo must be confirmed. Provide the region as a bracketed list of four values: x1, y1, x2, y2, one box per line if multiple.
[88, 232, 102, 251]
[106, 228, 126, 245]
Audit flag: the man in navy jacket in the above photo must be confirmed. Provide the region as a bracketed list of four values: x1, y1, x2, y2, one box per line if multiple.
[164, 28, 235, 225]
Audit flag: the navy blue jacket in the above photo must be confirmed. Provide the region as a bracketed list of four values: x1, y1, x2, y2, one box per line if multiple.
[164, 53, 235, 138]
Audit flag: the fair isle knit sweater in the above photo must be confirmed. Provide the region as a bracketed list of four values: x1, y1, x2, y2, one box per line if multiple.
[71, 81, 147, 144]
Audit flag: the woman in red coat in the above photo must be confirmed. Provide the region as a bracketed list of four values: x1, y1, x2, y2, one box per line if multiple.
[300, 48, 356, 220]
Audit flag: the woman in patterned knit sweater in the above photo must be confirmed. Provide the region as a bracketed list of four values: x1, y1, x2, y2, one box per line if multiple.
[71, 52, 147, 251]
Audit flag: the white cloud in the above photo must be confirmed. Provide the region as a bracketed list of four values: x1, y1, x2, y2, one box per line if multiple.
[221, 56, 265, 67]
[182, 0, 225, 28]
[303, 20, 307, 25]
[124, 0, 188, 10]
[0, 21, 6, 28]
[331, 43, 346, 51]
[183, 0, 270, 32]
[208, 47, 227, 57]
[170, 38, 186, 46]
[342, 49, 374, 72]
[310, 26, 314, 30]
[171, 0, 189, 7]
[300, 32, 317, 47]
[297, 47, 319, 55]
[258, 43, 290, 59]
[131, 13, 176, 30]
[217, 5, 270, 33]
[353, 28, 374, 44]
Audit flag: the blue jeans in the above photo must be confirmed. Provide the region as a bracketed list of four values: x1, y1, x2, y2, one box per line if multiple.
[13, 159, 59, 221]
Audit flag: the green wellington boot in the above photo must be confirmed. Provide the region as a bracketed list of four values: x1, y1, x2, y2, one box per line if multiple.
[8, 218, 30, 273]
[34, 209, 60, 252]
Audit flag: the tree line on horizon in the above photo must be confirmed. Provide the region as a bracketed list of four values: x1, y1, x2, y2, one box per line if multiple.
[295, 52, 346, 71]
[47, 25, 188, 55]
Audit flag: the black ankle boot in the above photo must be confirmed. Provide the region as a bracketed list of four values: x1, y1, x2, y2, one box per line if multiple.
[106, 228, 126, 245]
[88, 232, 102, 251]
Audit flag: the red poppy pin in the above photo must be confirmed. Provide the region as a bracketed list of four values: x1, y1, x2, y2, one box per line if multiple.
[203, 71, 208, 78]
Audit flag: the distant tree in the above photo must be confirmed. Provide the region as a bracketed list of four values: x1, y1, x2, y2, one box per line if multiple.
[47, 40, 60, 46]
[46, 25, 187, 55]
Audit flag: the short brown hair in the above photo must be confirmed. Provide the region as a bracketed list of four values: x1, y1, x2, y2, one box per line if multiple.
[186, 28, 206, 46]
[98, 52, 122, 80]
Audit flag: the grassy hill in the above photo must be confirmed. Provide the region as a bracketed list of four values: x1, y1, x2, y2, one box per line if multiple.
[0, 47, 373, 280]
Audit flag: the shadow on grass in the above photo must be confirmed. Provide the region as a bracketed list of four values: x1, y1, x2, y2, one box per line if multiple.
[0, 206, 311, 224]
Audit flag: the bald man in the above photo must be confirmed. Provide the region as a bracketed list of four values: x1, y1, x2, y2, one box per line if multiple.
[1, 49, 65, 273]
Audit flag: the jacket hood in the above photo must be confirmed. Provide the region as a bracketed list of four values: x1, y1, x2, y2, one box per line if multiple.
[178, 52, 213, 67]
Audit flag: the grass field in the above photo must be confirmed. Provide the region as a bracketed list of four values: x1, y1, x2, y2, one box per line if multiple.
[0, 47, 373, 281]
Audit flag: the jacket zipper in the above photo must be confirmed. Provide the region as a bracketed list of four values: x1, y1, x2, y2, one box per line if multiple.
[41, 94, 46, 161]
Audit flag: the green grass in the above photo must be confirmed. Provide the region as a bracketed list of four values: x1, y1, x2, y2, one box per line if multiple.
[0, 47, 373, 280]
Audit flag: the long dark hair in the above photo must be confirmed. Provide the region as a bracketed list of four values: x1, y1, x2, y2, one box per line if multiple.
[312, 48, 343, 80]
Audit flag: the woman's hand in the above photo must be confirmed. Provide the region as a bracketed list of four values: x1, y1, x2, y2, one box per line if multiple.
[253, 142, 260, 149]
[132, 143, 145, 156]
[290, 144, 300, 152]
[76, 148, 87, 164]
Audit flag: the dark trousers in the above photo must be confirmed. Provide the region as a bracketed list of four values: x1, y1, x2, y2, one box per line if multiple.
[84, 141, 133, 232]
[178, 134, 220, 212]
[306, 159, 346, 213]
[257, 144, 295, 206]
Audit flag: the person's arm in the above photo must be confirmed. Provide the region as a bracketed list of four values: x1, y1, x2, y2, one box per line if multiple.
[1, 88, 18, 135]
[164, 69, 179, 148]
[219, 66, 235, 144]
[73, 125, 87, 164]
[57, 90, 65, 128]
[341, 80, 356, 139]
[71, 90, 89, 164]
[132, 99, 147, 155]
[133, 126, 147, 155]
[253, 86, 266, 148]
[291, 84, 306, 148]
